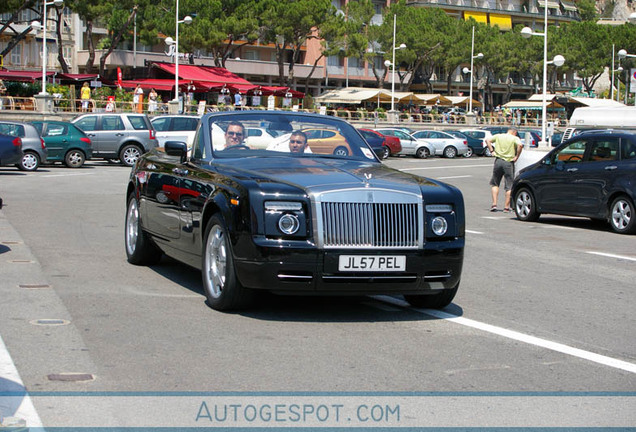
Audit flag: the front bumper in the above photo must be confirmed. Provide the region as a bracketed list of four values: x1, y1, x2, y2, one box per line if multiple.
[234, 246, 463, 295]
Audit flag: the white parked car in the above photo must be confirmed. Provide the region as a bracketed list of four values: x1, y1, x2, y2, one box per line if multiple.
[244, 127, 279, 149]
[460, 129, 494, 156]
[151, 115, 200, 148]
[411, 130, 469, 158]
[375, 128, 433, 158]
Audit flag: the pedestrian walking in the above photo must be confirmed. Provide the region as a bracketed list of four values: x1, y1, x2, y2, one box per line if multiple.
[0, 79, 6, 110]
[485, 128, 523, 213]
[133, 84, 144, 112]
[234, 91, 242, 110]
[148, 88, 158, 113]
[80, 82, 91, 112]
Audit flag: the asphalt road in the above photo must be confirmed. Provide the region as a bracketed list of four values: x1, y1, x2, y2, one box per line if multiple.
[0, 154, 634, 428]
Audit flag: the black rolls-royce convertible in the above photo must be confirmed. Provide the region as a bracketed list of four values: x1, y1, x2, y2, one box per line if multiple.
[125, 111, 465, 311]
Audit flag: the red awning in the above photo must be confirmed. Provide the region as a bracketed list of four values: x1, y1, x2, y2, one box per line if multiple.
[259, 86, 304, 98]
[0, 69, 54, 83]
[227, 83, 259, 93]
[152, 62, 253, 86]
[120, 79, 188, 92]
[56, 73, 100, 82]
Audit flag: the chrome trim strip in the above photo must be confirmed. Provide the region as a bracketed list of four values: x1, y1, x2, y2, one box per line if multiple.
[322, 275, 417, 280]
[278, 274, 313, 280]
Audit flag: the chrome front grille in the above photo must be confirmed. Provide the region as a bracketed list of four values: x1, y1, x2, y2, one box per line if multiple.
[316, 190, 423, 249]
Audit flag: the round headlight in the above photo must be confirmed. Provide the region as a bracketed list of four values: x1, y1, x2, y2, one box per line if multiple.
[278, 214, 300, 235]
[431, 216, 448, 236]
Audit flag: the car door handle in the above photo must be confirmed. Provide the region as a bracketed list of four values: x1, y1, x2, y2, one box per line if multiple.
[566, 167, 578, 172]
[172, 168, 189, 176]
[604, 166, 618, 171]
[115, 133, 125, 136]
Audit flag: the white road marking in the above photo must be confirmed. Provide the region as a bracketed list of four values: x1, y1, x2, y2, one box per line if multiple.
[0, 336, 43, 427]
[39, 173, 94, 178]
[586, 251, 636, 262]
[437, 175, 472, 180]
[373, 295, 636, 374]
[466, 230, 484, 235]
[402, 164, 491, 171]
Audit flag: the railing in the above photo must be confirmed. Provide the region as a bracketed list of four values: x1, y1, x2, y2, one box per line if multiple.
[0, 96, 568, 128]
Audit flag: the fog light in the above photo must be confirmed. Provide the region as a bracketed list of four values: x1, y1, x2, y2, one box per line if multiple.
[431, 216, 448, 236]
[278, 214, 300, 235]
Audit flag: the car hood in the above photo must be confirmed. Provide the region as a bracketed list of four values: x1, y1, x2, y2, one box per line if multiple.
[215, 156, 448, 196]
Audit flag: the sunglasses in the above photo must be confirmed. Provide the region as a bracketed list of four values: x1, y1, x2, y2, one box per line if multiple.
[290, 140, 306, 144]
[227, 131, 243, 137]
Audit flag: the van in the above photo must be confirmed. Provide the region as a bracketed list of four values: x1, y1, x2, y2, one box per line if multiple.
[562, 106, 636, 141]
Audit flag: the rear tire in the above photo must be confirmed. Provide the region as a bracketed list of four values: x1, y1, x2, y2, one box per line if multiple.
[64, 150, 85, 168]
[382, 146, 390, 159]
[514, 188, 540, 222]
[463, 147, 473, 158]
[404, 283, 459, 309]
[609, 196, 635, 234]
[17, 151, 40, 171]
[333, 146, 349, 156]
[120, 144, 142, 167]
[483, 147, 492, 157]
[443, 146, 457, 158]
[125, 194, 162, 265]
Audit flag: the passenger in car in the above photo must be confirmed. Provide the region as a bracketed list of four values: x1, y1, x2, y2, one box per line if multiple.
[289, 131, 309, 154]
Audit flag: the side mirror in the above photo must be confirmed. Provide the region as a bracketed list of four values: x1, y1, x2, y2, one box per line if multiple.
[164, 141, 188, 163]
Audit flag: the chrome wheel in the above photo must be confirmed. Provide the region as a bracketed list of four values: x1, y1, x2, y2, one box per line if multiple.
[443, 146, 457, 158]
[382, 146, 390, 159]
[514, 188, 539, 222]
[120, 145, 141, 167]
[204, 225, 227, 299]
[19, 152, 40, 171]
[65, 150, 85, 168]
[333, 146, 349, 156]
[463, 147, 473, 158]
[125, 198, 139, 257]
[610, 197, 635, 234]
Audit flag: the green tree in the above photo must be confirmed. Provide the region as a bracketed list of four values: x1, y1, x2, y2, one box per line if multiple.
[575, 0, 598, 22]
[258, 0, 336, 86]
[0, 0, 38, 62]
[63, 0, 103, 74]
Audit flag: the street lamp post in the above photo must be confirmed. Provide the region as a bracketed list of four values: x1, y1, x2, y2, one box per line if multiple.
[384, 14, 406, 122]
[618, 49, 636, 106]
[462, 26, 483, 123]
[30, 0, 63, 111]
[165, 0, 192, 114]
[521, 6, 565, 149]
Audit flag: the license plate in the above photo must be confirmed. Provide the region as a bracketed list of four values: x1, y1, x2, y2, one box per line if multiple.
[338, 255, 406, 272]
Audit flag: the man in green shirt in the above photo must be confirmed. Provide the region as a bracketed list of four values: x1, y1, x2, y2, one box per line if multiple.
[485, 128, 523, 213]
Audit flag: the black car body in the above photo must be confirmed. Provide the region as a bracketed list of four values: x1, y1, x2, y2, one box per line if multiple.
[125, 111, 465, 311]
[512, 130, 636, 234]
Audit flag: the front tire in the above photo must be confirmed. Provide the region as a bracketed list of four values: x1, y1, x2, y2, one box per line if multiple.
[443, 146, 458, 158]
[609, 196, 635, 234]
[404, 284, 459, 309]
[463, 147, 473, 158]
[65, 150, 85, 168]
[202, 215, 254, 310]
[125, 194, 162, 265]
[382, 146, 390, 160]
[120, 144, 142, 167]
[17, 151, 40, 171]
[415, 147, 430, 159]
[514, 188, 540, 222]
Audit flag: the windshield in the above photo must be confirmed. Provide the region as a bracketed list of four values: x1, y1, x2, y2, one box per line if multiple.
[201, 112, 377, 162]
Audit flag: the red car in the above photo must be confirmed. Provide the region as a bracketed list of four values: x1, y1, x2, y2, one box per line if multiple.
[360, 128, 402, 159]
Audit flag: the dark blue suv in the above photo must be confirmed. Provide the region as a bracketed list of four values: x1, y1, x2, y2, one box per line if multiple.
[511, 130, 636, 234]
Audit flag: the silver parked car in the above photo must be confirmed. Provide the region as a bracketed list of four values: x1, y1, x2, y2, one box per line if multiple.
[411, 130, 470, 158]
[375, 128, 433, 158]
[0, 120, 48, 171]
[72, 113, 157, 166]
